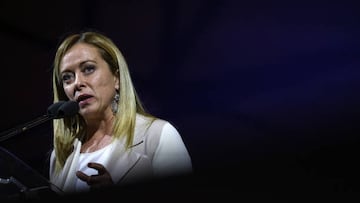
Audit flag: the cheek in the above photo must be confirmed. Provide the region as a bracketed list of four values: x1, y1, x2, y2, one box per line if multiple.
[94, 74, 115, 89]
[63, 86, 73, 99]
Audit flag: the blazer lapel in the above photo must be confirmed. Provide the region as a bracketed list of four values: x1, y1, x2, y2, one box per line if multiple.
[105, 116, 154, 184]
[51, 138, 82, 193]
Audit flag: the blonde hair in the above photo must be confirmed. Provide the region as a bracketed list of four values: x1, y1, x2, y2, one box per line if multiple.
[52, 31, 153, 173]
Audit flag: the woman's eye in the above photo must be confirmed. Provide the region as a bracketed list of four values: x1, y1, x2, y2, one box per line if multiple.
[83, 65, 95, 74]
[61, 73, 74, 83]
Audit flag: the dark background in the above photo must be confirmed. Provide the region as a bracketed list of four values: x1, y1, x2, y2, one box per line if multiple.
[0, 0, 360, 199]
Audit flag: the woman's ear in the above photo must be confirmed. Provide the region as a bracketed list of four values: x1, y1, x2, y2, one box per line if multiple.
[114, 69, 120, 90]
[114, 76, 120, 90]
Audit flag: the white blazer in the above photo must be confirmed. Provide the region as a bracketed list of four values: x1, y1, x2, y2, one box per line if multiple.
[49, 114, 192, 194]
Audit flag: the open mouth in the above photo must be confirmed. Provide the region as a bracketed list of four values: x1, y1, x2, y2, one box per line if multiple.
[76, 94, 93, 105]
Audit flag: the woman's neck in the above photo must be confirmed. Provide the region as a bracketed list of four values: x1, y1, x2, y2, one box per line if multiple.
[81, 115, 115, 153]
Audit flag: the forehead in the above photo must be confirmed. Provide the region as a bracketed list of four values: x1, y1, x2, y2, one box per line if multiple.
[60, 43, 100, 71]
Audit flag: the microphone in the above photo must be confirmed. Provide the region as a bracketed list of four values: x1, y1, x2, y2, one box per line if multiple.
[47, 101, 67, 118]
[48, 100, 79, 119]
[0, 101, 79, 142]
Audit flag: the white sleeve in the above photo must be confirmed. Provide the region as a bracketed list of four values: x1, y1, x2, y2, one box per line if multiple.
[152, 122, 193, 177]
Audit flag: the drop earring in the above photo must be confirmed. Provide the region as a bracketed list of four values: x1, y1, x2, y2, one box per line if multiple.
[111, 91, 120, 114]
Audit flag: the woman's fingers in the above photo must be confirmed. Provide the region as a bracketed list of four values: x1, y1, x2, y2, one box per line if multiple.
[76, 163, 114, 187]
[87, 162, 107, 175]
[76, 170, 90, 183]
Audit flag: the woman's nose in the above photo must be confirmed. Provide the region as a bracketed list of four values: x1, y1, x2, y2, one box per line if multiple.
[74, 74, 86, 90]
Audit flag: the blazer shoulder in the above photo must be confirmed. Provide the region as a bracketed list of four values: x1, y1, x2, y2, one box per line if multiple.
[133, 115, 169, 158]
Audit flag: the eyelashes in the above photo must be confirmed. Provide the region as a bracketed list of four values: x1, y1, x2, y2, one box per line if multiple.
[61, 65, 96, 84]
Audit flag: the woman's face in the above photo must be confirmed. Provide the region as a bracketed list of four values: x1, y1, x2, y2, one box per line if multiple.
[59, 43, 119, 120]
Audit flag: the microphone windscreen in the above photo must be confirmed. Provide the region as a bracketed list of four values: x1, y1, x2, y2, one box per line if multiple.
[56, 101, 79, 119]
[47, 101, 67, 117]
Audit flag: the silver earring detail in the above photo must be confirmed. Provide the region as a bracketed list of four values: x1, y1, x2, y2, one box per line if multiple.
[111, 91, 120, 114]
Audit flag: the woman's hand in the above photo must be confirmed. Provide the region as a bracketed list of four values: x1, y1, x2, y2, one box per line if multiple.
[76, 162, 114, 189]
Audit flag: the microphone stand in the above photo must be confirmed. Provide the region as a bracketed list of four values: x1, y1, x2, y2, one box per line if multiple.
[0, 113, 55, 200]
[0, 101, 76, 200]
[0, 114, 53, 142]
[0, 100, 77, 143]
